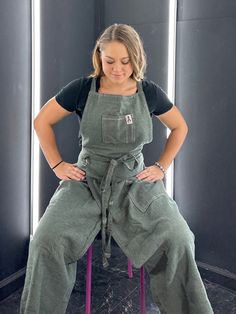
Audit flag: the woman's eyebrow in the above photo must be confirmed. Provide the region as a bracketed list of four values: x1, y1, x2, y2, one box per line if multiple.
[105, 56, 129, 60]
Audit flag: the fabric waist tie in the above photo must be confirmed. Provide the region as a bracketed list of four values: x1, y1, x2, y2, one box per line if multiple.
[77, 149, 144, 268]
[100, 159, 117, 268]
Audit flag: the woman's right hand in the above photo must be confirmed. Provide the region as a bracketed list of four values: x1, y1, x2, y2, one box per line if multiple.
[52, 161, 86, 181]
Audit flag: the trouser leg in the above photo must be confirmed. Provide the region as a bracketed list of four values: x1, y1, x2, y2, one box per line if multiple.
[20, 179, 101, 314]
[20, 239, 77, 314]
[143, 198, 214, 314]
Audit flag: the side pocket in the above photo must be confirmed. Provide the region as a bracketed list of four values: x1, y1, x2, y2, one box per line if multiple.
[128, 180, 166, 213]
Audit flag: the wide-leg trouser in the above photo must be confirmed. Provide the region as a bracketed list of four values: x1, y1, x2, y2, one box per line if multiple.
[20, 179, 213, 314]
[143, 214, 214, 314]
[20, 180, 102, 314]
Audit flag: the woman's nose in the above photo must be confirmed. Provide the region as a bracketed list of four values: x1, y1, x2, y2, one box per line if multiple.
[112, 63, 122, 71]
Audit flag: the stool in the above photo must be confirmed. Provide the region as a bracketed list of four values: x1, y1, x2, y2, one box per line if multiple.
[85, 245, 146, 314]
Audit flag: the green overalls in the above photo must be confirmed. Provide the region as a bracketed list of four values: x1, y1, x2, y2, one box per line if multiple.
[20, 77, 214, 313]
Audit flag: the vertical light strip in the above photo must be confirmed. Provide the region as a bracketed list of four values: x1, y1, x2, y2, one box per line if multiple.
[31, 0, 41, 236]
[166, 0, 177, 197]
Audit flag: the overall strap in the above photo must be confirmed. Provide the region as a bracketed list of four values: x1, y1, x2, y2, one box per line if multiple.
[91, 77, 97, 92]
[137, 80, 143, 93]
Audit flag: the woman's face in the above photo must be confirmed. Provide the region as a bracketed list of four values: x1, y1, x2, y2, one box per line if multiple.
[100, 41, 134, 84]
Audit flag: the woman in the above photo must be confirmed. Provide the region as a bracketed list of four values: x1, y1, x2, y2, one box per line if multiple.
[20, 23, 213, 313]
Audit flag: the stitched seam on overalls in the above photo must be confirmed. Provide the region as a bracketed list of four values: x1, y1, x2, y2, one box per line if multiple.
[128, 191, 167, 213]
[61, 222, 101, 264]
[33, 243, 63, 260]
[56, 195, 101, 261]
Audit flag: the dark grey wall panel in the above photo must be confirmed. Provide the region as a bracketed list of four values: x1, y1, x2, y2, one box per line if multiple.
[104, 0, 169, 24]
[175, 3, 236, 276]
[0, 0, 31, 300]
[178, 0, 236, 20]
[40, 0, 96, 216]
[104, 0, 170, 166]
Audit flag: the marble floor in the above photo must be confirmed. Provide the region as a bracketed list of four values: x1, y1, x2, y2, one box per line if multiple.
[0, 239, 236, 314]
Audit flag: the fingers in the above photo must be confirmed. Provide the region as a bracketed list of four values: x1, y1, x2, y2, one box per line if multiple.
[65, 176, 72, 181]
[136, 166, 164, 182]
[67, 165, 86, 181]
[70, 165, 86, 180]
[54, 162, 86, 181]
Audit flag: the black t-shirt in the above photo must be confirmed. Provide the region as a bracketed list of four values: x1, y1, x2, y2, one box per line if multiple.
[55, 76, 173, 120]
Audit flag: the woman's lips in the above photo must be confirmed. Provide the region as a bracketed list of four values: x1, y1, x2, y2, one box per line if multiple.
[112, 74, 123, 78]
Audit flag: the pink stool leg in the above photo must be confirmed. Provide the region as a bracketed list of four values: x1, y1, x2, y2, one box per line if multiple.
[128, 259, 133, 278]
[140, 266, 146, 314]
[86, 251, 145, 313]
[86, 245, 93, 314]
[128, 260, 146, 313]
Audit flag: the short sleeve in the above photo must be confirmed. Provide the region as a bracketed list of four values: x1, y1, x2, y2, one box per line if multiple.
[149, 80, 174, 116]
[55, 78, 84, 112]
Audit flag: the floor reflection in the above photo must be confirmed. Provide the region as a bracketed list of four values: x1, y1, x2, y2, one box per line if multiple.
[0, 239, 236, 313]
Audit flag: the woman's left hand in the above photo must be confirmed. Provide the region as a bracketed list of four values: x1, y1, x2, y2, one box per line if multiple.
[136, 165, 164, 182]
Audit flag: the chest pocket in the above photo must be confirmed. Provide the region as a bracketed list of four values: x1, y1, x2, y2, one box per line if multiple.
[101, 114, 135, 144]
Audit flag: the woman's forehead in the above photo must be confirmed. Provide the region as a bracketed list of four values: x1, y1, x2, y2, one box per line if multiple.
[101, 42, 129, 58]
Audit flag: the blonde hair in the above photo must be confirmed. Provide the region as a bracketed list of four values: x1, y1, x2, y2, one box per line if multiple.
[88, 23, 147, 81]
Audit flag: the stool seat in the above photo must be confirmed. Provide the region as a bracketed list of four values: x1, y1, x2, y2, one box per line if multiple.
[85, 245, 146, 314]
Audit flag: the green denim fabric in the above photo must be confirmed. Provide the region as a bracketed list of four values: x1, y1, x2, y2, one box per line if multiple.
[20, 77, 213, 313]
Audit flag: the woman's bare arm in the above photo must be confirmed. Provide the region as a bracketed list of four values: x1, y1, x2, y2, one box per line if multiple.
[155, 105, 188, 170]
[33, 96, 72, 168]
[34, 96, 86, 181]
[136, 104, 188, 182]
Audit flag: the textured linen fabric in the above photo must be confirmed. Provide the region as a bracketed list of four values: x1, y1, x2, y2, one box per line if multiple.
[20, 77, 213, 314]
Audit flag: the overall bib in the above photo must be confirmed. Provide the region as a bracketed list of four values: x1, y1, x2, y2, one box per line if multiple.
[20, 77, 213, 314]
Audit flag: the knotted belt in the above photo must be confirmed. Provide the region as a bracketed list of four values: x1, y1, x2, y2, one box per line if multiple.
[78, 150, 144, 268]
